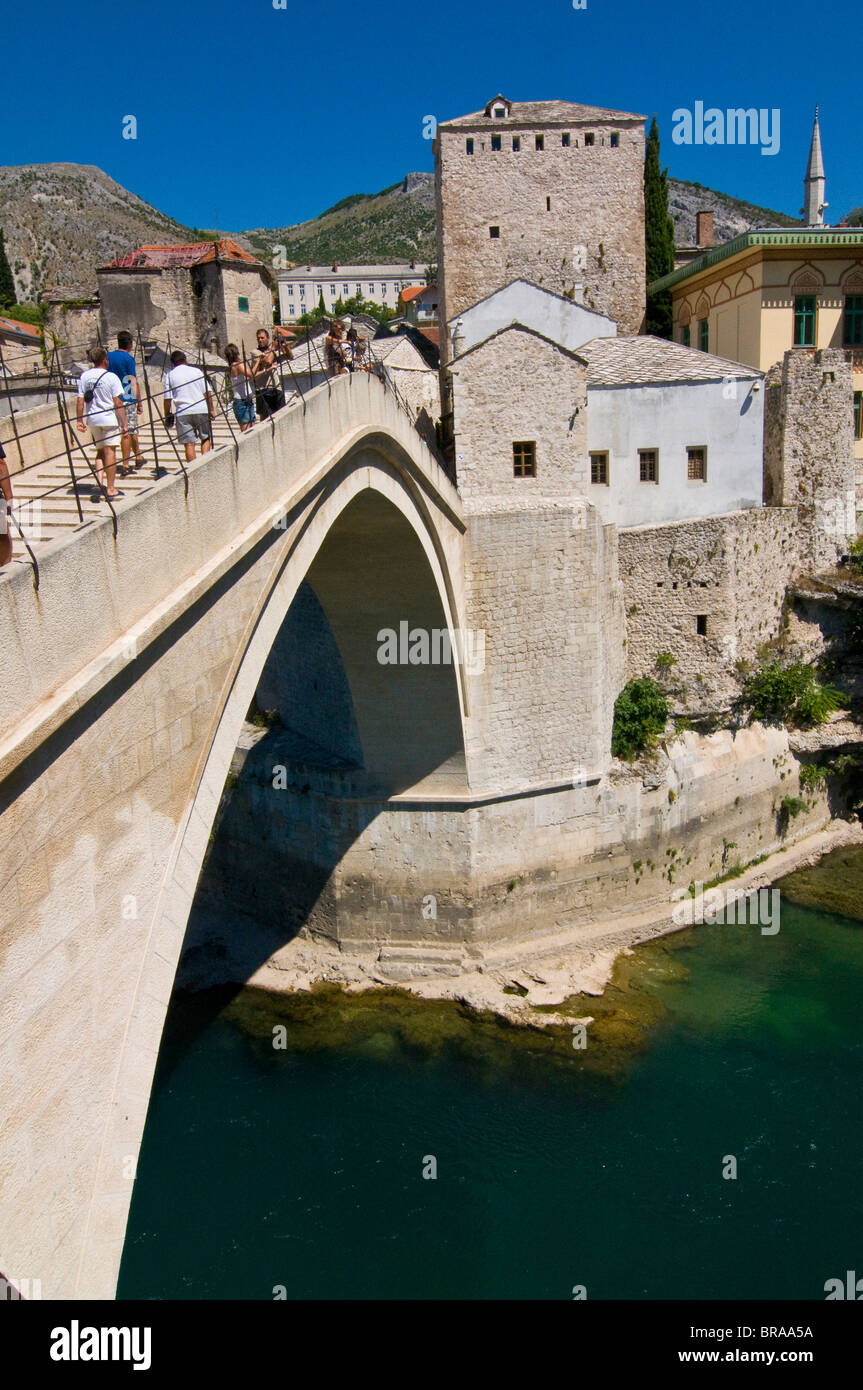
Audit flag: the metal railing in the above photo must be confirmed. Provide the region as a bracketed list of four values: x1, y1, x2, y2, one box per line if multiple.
[0, 325, 448, 590]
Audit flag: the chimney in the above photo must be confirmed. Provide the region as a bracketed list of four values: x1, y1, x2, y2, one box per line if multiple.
[410, 259, 416, 269]
[696, 211, 715, 248]
[332, 262, 338, 272]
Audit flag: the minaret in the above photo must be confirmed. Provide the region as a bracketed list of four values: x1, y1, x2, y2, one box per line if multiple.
[803, 106, 826, 226]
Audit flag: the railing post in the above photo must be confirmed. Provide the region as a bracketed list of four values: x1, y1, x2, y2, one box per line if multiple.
[56, 391, 84, 523]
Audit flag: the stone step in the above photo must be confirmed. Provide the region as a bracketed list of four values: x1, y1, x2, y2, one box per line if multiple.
[374, 944, 465, 980]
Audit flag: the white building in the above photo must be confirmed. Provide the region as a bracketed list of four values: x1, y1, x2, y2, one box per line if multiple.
[277, 262, 426, 321]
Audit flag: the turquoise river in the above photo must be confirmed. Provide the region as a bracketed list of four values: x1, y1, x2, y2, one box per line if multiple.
[117, 857, 863, 1300]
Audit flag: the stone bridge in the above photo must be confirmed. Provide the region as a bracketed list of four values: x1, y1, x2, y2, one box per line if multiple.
[0, 373, 474, 1298]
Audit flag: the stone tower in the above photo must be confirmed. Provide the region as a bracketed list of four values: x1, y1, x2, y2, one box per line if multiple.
[803, 106, 826, 227]
[434, 94, 647, 362]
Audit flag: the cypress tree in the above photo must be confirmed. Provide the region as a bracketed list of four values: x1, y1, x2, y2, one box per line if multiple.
[0, 229, 15, 310]
[644, 116, 675, 338]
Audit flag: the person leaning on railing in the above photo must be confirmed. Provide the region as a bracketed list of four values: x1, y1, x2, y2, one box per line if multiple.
[0, 441, 12, 567]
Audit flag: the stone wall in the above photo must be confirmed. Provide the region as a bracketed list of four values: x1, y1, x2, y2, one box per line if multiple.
[97, 263, 271, 357]
[435, 113, 645, 354]
[450, 325, 588, 504]
[619, 508, 799, 706]
[762, 348, 857, 569]
[42, 299, 101, 364]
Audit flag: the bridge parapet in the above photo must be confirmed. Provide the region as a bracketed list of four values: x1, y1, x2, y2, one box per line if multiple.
[0, 372, 462, 765]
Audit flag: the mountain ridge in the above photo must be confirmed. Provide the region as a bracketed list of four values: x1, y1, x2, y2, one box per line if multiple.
[0, 163, 802, 301]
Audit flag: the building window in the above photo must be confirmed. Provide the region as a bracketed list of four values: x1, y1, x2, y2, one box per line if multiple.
[491, 133, 501, 151]
[638, 449, 658, 483]
[368, 284, 375, 295]
[535, 134, 544, 150]
[562, 132, 570, 147]
[687, 446, 707, 481]
[288, 305, 295, 316]
[611, 132, 620, 147]
[287, 284, 294, 295]
[466, 138, 474, 154]
[489, 225, 500, 238]
[513, 441, 536, 477]
[238, 296, 249, 312]
[793, 295, 816, 347]
[698, 318, 709, 351]
[493, 105, 506, 118]
[356, 284, 362, 296]
[512, 135, 520, 151]
[681, 324, 690, 347]
[844, 295, 863, 347]
[855, 391, 862, 440]
[590, 451, 609, 485]
[584, 132, 595, 147]
[330, 284, 336, 295]
[316, 284, 323, 296]
[299, 286, 305, 298]
[546, 196, 551, 211]
[696, 615, 708, 636]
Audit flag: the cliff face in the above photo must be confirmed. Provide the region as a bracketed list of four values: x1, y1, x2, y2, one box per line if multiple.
[0, 163, 195, 300]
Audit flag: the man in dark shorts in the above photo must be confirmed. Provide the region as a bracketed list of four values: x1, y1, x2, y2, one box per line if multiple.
[252, 329, 286, 419]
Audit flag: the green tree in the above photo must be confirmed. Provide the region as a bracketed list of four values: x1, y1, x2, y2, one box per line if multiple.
[844, 206, 863, 227]
[0, 229, 15, 310]
[644, 116, 675, 338]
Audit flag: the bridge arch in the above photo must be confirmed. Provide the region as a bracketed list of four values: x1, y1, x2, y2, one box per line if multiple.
[0, 375, 468, 1299]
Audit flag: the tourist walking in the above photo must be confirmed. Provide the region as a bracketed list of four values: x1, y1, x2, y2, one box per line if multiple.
[252, 328, 286, 419]
[75, 347, 127, 500]
[0, 442, 12, 567]
[325, 320, 347, 376]
[107, 330, 148, 475]
[163, 351, 216, 462]
[224, 344, 256, 430]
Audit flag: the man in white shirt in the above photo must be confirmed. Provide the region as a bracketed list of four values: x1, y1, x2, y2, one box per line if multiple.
[76, 346, 127, 500]
[163, 350, 217, 462]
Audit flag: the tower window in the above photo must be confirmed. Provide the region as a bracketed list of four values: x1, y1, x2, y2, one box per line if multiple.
[590, 452, 609, 485]
[512, 135, 520, 151]
[489, 225, 500, 238]
[681, 323, 690, 347]
[610, 132, 620, 147]
[546, 196, 551, 211]
[535, 134, 544, 150]
[466, 138, 474, 154]
[584, 132, 595, 147]
[491, 133, 501, 151]
[687, 446, 707, 481]
[638, 449, 658, 483]
[513, 441, 536, 477]
[562, 132, 570, 147]
[843, 295, 863, 347]
[698, 317, 709, 352]
[237, 295, 249, 312]
[696, 615, 708, 636]
[793, 295, 816, 347]
[493, 105, 506, 118]
[854, 391, 862, 440]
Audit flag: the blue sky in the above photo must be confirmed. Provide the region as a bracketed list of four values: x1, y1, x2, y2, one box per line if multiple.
[5, 0, 859, 232]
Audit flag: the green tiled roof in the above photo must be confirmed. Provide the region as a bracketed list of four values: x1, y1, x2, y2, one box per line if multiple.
[649, 228, 863, 294]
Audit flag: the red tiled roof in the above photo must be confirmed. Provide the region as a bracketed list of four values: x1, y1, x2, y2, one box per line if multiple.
[0, 314, 43, 341]
[417, 326, 440, 347]
[400, 285, 425, 303]
[102, 237, 260, 270]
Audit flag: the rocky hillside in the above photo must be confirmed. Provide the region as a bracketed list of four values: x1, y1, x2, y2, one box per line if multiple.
[0, 162, 802, 303]
[667, 178, 800, 244]
[0, 164, 196, 300]
[241, 172, 437, 269]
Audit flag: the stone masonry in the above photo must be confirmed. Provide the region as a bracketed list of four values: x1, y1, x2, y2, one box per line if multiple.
[763, 348, 857, 569]
[435, 97, 646, 361]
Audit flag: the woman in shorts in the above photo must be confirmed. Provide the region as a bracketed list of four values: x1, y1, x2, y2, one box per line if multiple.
[224, 344, 257, 431]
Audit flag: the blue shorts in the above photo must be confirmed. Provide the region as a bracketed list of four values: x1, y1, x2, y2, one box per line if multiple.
[233, 398, 256, 425]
